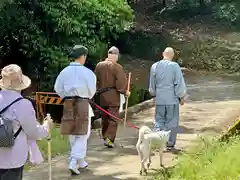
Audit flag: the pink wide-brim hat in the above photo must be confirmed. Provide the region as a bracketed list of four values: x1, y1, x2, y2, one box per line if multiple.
[0, 64, 31, 91]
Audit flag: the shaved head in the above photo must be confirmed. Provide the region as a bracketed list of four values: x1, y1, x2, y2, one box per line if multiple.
[108, 46, 119, 55]
[163, 47, 175, 60]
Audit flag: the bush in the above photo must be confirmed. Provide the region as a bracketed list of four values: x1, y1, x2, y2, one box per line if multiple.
[213, 2, 240, 26]
[115, 30, 170, 60]
[128, 85, 141, 107]
[0, 0, 134, 90]
[128, 85, 152, 107]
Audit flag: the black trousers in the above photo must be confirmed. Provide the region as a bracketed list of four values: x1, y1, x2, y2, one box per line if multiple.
[0, 166, 24, 180]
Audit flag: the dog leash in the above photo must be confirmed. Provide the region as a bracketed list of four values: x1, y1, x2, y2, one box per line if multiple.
[89, 100, 140, 130]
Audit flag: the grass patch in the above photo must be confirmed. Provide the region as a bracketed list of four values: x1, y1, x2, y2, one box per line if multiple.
[151, 135, 240, 180]
[37, 128, 69, 158]
[25, 128, 69, 170]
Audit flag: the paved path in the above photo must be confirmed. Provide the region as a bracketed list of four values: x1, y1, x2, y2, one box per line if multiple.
[23, 72, 240, 180]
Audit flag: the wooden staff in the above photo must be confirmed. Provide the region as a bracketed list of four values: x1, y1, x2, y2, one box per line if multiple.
[123, 72, 132, 130]
[46, 113, 52, 180]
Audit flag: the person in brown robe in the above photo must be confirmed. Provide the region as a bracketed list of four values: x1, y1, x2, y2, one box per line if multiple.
[95, 46, 130, 148]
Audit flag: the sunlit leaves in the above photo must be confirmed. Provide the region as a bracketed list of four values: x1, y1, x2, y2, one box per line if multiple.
[0, 0, 134, 90]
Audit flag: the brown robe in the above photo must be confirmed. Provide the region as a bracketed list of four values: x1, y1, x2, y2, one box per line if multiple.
[95, 59, 128, 142]
[60, 99, 89, 135]
[95, 60, 128, 107]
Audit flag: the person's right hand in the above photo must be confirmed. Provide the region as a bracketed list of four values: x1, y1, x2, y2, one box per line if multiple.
[180, 97, 185, 106]
[43, 118, 54, 130]
[125, 90, 131, 97]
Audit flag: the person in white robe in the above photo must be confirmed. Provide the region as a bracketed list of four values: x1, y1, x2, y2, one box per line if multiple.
[54, 45, 96, 175]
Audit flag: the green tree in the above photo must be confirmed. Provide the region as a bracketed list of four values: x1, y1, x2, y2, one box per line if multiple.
[0, 0, 134, 90]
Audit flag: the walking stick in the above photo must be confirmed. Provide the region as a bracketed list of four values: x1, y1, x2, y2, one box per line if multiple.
[123, 72, 132, 130]
[46, 113, 53, 180]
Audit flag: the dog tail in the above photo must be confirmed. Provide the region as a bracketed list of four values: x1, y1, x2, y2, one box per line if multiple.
[138, 126, 152, 142]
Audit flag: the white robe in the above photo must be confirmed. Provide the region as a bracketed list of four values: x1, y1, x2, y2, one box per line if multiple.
[119, 94, 126, 112]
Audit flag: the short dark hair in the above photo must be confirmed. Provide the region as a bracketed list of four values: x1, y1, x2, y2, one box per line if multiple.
[69, 45, 88, 60]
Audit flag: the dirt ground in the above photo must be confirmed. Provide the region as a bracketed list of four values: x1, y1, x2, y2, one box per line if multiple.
[23, 72, 240, 180]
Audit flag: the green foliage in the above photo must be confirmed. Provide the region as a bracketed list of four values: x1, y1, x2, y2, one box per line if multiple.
[115, 30, 170, 60]
[151, 136, 240, 180]
[152, 0, 240, 27]
[0, 0, 134, 90]
[213, 2, 240, 25]
[128, 85, 152, 107]
[177, 38, 240, 72]
[128, 85, 141, 107]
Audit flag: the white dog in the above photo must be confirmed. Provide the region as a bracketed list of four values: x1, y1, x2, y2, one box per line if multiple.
[136, 125, 171, 175]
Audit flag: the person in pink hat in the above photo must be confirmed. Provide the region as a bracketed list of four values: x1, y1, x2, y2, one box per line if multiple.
[0, 64, 52, 180]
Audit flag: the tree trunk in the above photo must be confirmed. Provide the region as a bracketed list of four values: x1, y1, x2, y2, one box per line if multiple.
[162, 0, 166, 7]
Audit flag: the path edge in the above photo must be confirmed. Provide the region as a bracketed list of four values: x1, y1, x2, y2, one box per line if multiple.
[120, 98, 155, 118]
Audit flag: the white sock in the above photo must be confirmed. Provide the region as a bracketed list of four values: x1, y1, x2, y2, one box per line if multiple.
[69, 158, 80, 174]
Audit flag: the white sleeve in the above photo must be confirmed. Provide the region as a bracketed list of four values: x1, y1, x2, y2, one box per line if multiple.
[54, 72, 65, 98]
[14, 99, 49, 140]
[87, 70, 97, 99]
